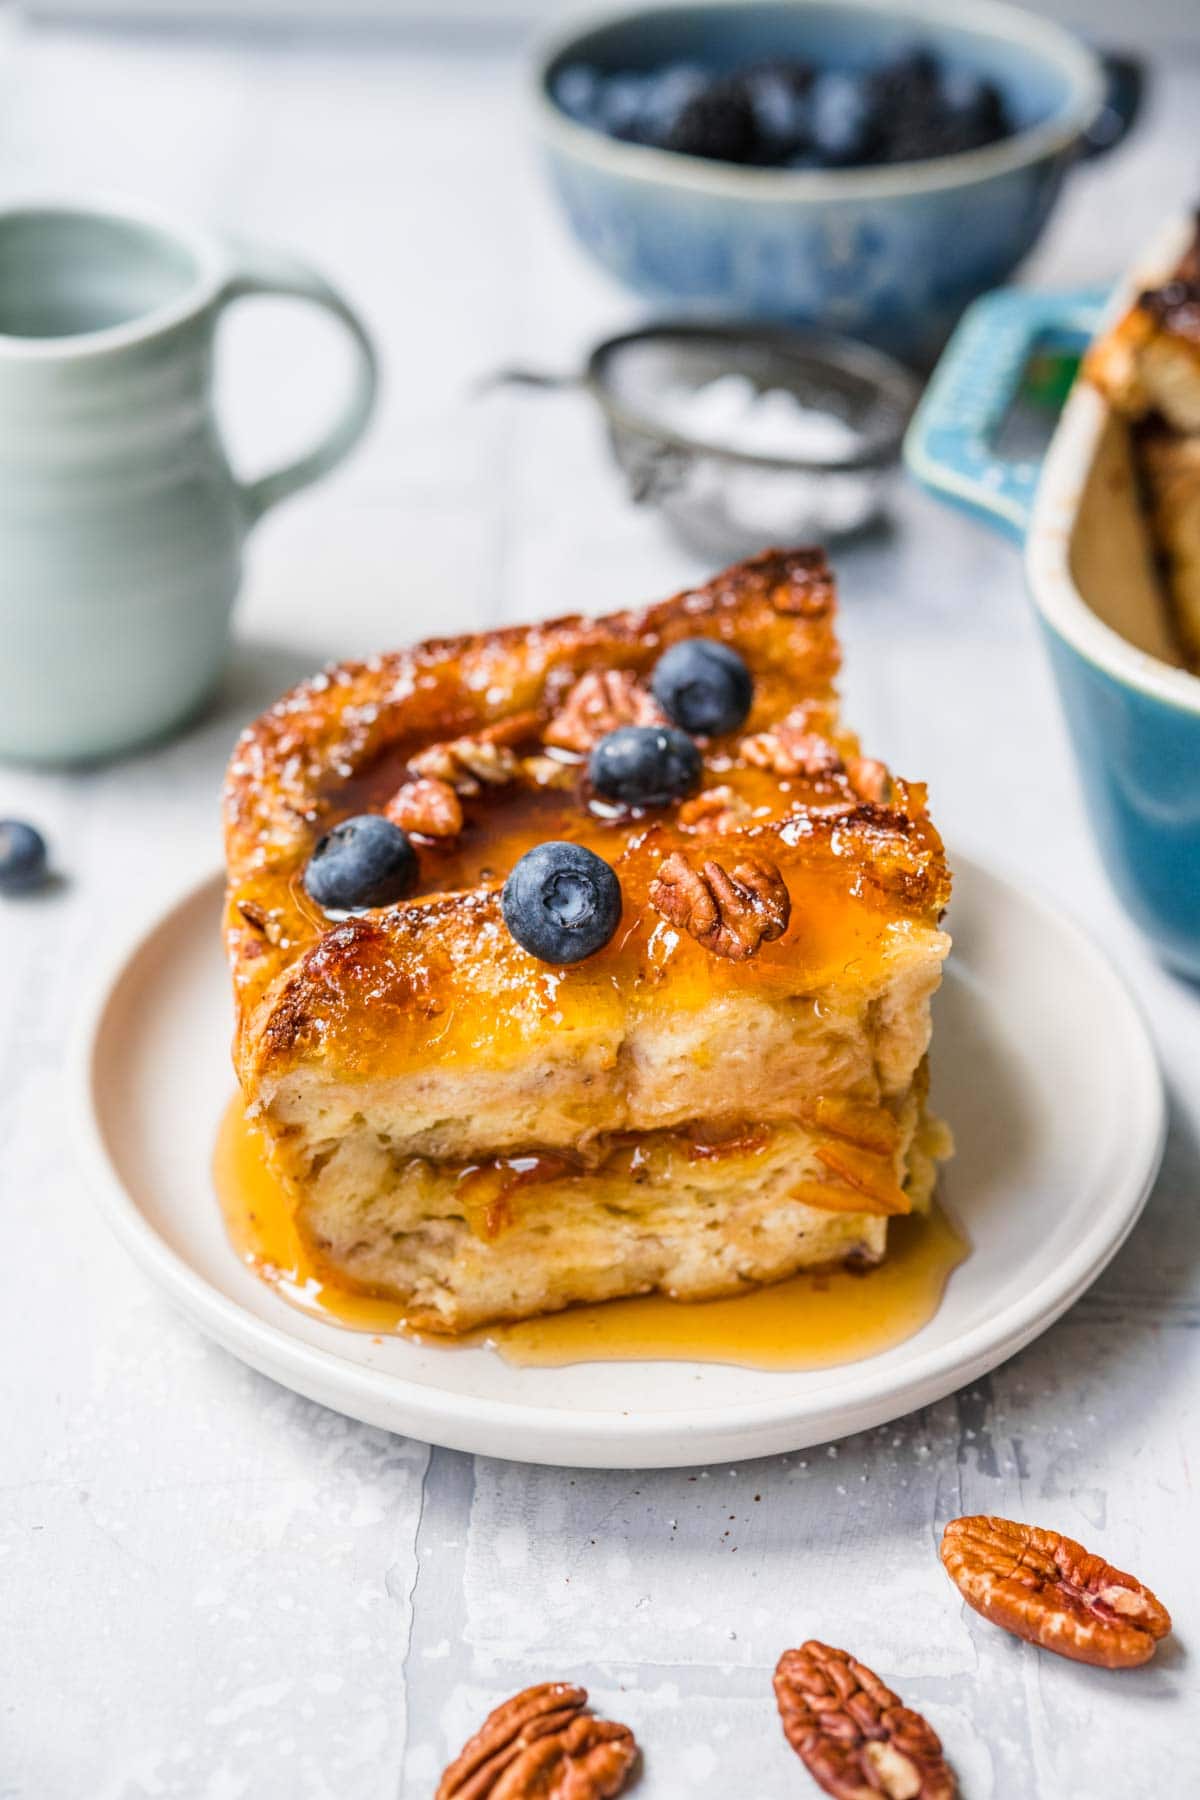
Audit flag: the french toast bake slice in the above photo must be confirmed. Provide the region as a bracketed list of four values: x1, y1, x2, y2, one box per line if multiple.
[224, 549, 952, 1334]
[1086, 214, 1200, 664]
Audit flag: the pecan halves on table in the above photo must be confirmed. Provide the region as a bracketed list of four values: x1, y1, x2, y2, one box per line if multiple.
[384, 775, 464, 839]
[544, 668, 666, 753]
[436, 1683, 638, 1800]
[940, 1515, 1172, 1669]
[774, 1642, 956, 1800]
[650, 851, 790, 959]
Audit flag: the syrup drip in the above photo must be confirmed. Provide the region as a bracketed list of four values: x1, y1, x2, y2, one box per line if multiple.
[214, 1096, 967, 1370]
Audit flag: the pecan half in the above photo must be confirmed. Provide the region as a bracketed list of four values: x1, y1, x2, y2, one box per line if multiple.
[384, 776, 463, 839]
[650, 851, 790, 959]
[741, 709, 845, 780]
[677, 784, 753, 835]
[410, 734, 520, 796]
[436, 1684, 637, 1800]
[765, 547, 836, 616]
[236, 898, 284, 945]
[846, 756, 894, 805]
[544, 668, 665, 753]
[774, 1642, 956, 1800]
[480, 709, 544, 749]
[522, 753, 579, 792]
[940, 1515, 1172, 1669]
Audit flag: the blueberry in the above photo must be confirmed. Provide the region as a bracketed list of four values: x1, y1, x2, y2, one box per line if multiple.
[501, 841, 622, 965]
[938, 68, 1007, 145]
[741, 61, 813, 162]
[939, 68, 987, 116]
[589, 725, 702, 808]
[304, 814, 418, 912]
[810, 70, 875, 167]
[651, 639, 753, 737]
[640, 61, 708, 147]
[0, 819, 48, 893]
[554, 63, 602, 125]
[598, 73, 653, 141]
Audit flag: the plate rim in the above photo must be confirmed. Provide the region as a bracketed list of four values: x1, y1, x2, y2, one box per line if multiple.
[69, 851, 1167, 1466]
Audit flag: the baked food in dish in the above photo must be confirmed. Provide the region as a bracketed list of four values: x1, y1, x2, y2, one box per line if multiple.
[1085, 220, 1200, 435]
[223, 549, 952, 1334]
[1086, 214, 1200, 664]
[1135, 426, 1200, 666]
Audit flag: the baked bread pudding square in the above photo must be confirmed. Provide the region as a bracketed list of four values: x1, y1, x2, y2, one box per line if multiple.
[223, 549, 951, 1334]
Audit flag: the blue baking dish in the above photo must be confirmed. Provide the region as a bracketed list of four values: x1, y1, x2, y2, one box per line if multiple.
[906, 242, 1200, 978]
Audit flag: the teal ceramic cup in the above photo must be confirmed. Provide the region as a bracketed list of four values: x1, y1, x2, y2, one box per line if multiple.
[0, 199, 378, 764]
[906, 283, 1200, 980]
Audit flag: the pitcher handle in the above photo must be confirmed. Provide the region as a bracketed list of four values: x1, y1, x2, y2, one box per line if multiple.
[903, 286, 1109, 543]
[215, 240, 378, 525]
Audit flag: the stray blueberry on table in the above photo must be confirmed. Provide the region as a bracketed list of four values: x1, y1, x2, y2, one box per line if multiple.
[589, 724, 703, 808]
[303, 814, 418, 912]
[502, 841, 622, 964]
[652, 639, 753, 737]
[0, 819, 48, 894]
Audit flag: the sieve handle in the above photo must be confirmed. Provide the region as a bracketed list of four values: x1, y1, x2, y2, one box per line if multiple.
[474, 365, 582, 396]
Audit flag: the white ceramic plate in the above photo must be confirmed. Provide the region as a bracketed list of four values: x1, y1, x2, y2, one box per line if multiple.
[72, 852, 1164, 1469]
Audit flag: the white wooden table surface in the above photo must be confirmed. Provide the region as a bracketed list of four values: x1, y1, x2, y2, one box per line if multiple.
[2, 16, 1198, 1798]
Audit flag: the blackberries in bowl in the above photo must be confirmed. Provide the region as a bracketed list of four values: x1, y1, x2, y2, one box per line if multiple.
[552, 45, 1013, 170]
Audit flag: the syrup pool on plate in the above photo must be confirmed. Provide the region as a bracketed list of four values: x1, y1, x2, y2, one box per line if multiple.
[214, 1096, 968, 1370]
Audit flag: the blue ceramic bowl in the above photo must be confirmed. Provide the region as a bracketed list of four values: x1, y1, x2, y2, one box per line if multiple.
[533, 0, 1105, 365]
[906, 272, 1200, 980]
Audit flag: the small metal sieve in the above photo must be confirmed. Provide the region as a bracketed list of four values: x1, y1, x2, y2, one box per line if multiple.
[488, 322, 919, 561]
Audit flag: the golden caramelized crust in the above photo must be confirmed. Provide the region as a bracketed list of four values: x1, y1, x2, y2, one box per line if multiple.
[222, 549, 952, 1332]
[224, 547, 946, 1089]
[225, 546, 837, 876]
[1086, 214, 1200, 434]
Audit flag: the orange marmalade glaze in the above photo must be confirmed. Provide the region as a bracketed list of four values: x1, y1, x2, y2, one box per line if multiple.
[214, 1095, 968, 1371]
[234, 764, 945, 1090]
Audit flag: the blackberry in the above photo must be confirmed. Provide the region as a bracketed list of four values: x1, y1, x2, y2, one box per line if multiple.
[665, 78, 758, 164]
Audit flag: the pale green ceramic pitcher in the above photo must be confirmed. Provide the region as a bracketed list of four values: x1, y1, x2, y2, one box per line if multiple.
[0, 199, 377, 764]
